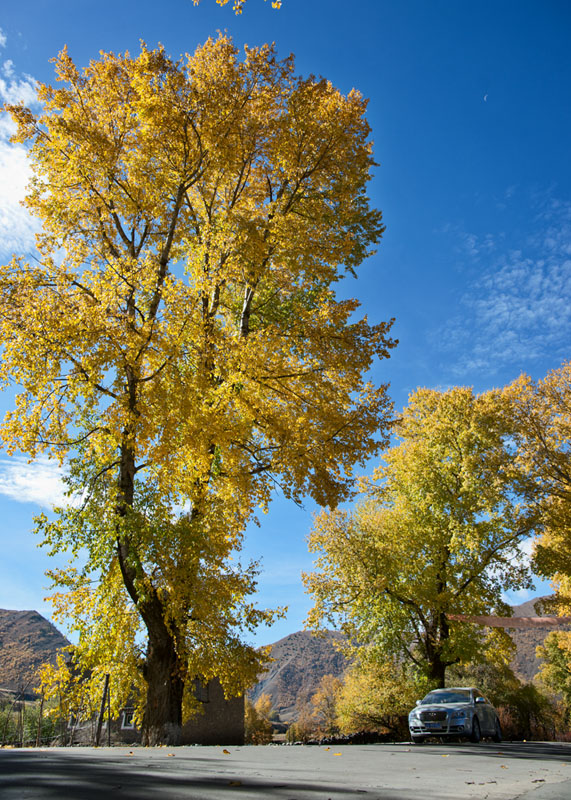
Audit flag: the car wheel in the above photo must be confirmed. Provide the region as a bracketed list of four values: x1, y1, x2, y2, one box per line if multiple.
[411, 735, 425, 745]
[492, 718, 502, 743]
[470, 717, 481, 744]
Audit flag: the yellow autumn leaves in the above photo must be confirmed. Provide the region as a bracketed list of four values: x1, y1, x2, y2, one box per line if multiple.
[1, 36, 393, 738]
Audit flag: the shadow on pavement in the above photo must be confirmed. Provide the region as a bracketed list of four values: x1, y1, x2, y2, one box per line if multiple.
[3, 749, 363, 800]
[410, 740, 571, 762]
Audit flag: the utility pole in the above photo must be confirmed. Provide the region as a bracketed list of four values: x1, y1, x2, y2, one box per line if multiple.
[107, 677, 111, 747]
[95, 674, 110, 747]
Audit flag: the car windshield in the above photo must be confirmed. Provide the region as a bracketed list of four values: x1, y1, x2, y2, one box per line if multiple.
[420, 690, 472, 705]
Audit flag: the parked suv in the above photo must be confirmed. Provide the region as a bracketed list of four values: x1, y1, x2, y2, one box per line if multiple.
[408, 687, 502, 744]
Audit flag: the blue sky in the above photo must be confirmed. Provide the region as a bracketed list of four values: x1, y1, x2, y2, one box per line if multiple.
[0, 0, 570, 645]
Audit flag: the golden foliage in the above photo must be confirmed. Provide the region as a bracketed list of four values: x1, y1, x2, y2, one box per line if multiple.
[311, 673, 343, 736]
[502, 361, 571, 587]
[1, 35, 393, 512]
[1, 37, 393, 738]
[244, 692, 274, 744]
[502, 361, 571, 708]
[336, 659, 426, 736]
[537, 631, 571, 713]
[285, 692, 318, 743]
[305, 386, 535, 685]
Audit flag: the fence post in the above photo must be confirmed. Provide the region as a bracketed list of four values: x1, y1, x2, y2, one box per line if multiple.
[18, 688, 24, 748]
[36, 692, 45, 747]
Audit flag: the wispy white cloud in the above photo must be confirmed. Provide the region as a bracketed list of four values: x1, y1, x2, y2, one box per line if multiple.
[0, 29, 7, 49]
[439, 196, 571, 377]
[0, 68, 38, 106]
[519, 537, 535, 563]
[0, 58, 40, 258]
[0, 456, 67, 507]
[256, 559, 309, 587]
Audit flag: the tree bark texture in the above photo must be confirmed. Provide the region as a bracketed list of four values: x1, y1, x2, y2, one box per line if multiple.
[141, 616, 185, 746]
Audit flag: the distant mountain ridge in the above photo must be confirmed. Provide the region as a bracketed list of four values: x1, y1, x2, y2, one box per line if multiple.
[249, 630, 350, 721]
[2, 599, 569, 711]
[0, 609, 70, 693]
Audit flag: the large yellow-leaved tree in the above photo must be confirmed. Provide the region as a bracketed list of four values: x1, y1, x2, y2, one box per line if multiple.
[0, 37, 395, 743]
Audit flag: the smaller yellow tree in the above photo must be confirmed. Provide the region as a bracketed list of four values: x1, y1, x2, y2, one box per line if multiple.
[537, 629, 571, 725]
[311, 674, 343, 737]
[285, 692, 318, 743]
[245, 692, 274, 744]
[336, 659, 426, 737]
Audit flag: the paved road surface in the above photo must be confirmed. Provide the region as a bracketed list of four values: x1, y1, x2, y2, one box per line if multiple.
[1, 741, 571, 799]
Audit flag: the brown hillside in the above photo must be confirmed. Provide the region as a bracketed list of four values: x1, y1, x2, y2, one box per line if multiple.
[250, 630, 349, 722]
[0, 609, 70, 693]
[251, 597, 570, 722]
[509, 596, 571, 682]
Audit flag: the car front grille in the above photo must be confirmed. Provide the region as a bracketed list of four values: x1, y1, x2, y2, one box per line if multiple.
[419, 711, 447, 722]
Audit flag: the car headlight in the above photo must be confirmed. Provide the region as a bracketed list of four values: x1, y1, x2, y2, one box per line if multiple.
[451, 710, 467, 720]
[409, 710, 420, 720]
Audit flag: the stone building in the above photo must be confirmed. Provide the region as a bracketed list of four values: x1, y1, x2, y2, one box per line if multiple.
[70, 678, 244, 746]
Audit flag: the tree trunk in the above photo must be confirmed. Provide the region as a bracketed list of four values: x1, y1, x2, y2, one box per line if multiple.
[426, 609, 450, 688]
[115, 438, 186, 745]
[141, 610, 185, 746]
[428, 656, 447, 688]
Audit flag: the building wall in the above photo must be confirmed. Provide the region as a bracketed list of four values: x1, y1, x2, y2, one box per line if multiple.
[181, 679, 244, 746]
[69, 678, 245, 746]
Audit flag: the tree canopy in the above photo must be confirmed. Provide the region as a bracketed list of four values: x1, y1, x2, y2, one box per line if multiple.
[305, 386, 536, 687]
[1, 37, 394, 742]
[503, 361, 571, 581]
[503, 361, 571, 713]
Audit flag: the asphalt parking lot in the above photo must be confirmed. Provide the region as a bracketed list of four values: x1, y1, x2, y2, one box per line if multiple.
[1, 741, 571, 800]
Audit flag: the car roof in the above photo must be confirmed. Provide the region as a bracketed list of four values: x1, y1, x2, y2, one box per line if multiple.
[429, 687, 475, 692]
